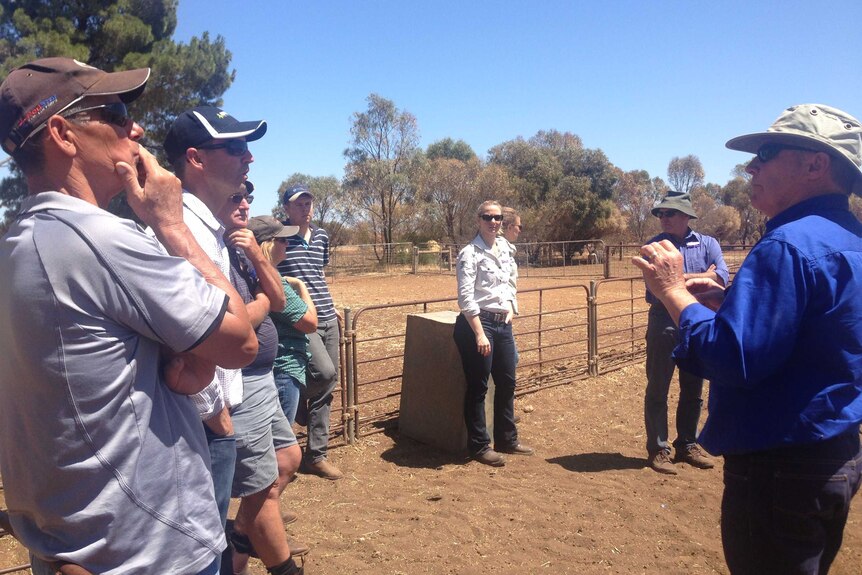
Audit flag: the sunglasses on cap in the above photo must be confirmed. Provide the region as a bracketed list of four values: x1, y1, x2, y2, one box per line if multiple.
[229, 193, 254, 205]
[655, 210, 679, 219]
[480, 214, 503, 222]
[198, 139, 249, 157]
[756, 143, 817, 164]
[62, 102, 132, 130]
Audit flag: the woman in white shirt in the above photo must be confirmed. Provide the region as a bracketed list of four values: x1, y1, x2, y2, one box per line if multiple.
[453, 200, 534, 467]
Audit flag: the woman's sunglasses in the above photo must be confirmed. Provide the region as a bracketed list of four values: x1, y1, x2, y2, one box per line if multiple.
[480, 214, 503, 222]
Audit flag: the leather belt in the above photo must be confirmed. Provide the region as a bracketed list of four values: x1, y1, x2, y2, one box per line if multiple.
[479, 309, 507, 323]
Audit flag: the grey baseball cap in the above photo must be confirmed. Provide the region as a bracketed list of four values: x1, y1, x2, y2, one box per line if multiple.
[726, 104, 862, 195]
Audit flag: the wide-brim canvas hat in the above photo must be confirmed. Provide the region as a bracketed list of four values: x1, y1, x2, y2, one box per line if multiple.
[247, 215, 299, 244]
[651, 190, 697, 219]
[0, 57, 150, 154]
[163, 105, 266, 163]
[726, 104, 862, 195]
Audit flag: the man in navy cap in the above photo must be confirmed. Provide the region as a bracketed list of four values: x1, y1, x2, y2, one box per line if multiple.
[166, 108, 305, 575]
[278, 184, 344, 480]
[635, 104, 862, 573]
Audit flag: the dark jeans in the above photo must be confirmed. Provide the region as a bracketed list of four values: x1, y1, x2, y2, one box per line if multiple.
[721, 430, 862, 575]
[644, 305, 704, 454]
[453, 313, 518, 455]
[203, 424, 237, 529]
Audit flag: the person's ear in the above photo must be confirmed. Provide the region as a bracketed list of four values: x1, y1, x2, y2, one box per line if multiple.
[44, 116, 78, 158]
[807, 151, 831, 181]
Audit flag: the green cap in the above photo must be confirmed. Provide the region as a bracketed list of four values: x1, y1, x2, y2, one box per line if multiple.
[652, 191, 697, 219]
[726, 104, 862, 195]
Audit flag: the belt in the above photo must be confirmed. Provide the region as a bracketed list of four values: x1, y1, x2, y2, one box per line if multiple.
[478, 309, 507, 323]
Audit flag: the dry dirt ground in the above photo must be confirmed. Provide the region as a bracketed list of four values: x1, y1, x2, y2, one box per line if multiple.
[1, 273, 860, 575]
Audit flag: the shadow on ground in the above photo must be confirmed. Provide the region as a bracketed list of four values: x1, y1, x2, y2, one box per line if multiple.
[548, 451, 645, 472]
[379, 428, 468, 470]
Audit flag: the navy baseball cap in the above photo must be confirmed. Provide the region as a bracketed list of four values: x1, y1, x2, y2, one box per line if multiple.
[283, 183, 314, 203]
[163, 105, 266, 163]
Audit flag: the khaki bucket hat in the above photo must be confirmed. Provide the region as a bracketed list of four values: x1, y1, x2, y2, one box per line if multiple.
[726, 104, 862, 195]
[651, 190, 697, 219]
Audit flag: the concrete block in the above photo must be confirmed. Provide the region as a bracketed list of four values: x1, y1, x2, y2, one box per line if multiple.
[399, 310, 493, 453]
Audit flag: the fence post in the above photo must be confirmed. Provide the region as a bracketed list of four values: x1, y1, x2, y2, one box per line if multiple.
[447, 247, 453, 272]
[343, 307, 355, 444]
[603, 245, 611, 278]
[412, 246, 418, 274]
[588, 281, 598, 376]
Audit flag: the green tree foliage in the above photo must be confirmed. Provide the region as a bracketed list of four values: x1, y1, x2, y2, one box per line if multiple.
[0, 0, 234, 221]
[614, 169, 665, 242]
[667, 155, 705, 195]
[416, 156, 481, 244]
[343, 93, 421, 246]
[273, 173, 349, 246]
[721, 165, 763, 245]
[487, 129, 619, 241]
[426, 137, 476, 162]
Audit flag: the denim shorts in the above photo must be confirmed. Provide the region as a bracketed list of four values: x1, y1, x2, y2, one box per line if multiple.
[230, 371, 297, 498]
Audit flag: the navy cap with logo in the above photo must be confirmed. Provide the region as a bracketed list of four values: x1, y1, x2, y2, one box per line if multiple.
[0, 57, 150, 155]
[283, 183, 314, 204]
[163, 105, 266, 164]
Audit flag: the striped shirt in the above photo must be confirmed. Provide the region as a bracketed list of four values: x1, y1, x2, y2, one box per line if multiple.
[277, 225, 337, 323]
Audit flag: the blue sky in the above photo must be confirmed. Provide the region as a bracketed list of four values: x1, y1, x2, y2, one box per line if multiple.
[174, 0, 862, 216]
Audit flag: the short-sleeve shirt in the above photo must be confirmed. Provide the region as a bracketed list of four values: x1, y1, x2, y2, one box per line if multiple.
[271, 277, 310, 383]
[0, 192, 227, 574]
[277, 224, 336, 323]
[229, 247, 278, 374]
[181, 191, 244, 412]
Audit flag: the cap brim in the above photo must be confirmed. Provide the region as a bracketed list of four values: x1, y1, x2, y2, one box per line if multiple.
[287, 191, 314, 203]
[191, 111, 267, 141]
[276, 225, 300, 237]
[87, 67, 151, 104]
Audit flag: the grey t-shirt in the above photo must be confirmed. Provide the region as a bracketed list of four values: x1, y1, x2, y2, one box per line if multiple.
[0, 193, 228, 574]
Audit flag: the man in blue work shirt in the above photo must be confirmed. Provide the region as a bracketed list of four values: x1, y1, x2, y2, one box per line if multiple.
[643, 191, 728, 475]
[634, 104, 862, 574]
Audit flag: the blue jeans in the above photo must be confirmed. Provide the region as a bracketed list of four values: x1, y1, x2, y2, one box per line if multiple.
[275, 371, 304, 425]
[204, 424, 237, 529]
[453, 313, 518, 456]
[300, 318, 340, 463]
[721, 430, 862, 574]
[644, 305, 704, 455]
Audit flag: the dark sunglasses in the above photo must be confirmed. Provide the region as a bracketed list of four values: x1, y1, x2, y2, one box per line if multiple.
[655, 210, 679, 219]
[756, 143, 816, 163]
[480, 214, 504, 222]
[229, 193, 254, 205]
[63, 102, 131, 129]
[275, 237, 290, 244]
[199, 139, 249, 156]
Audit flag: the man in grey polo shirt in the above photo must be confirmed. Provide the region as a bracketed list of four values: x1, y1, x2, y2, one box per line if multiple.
[0, 58, 257, 575]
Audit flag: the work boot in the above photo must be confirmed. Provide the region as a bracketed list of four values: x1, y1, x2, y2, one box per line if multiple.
[287, 536, 310, 557]
[496, 443, 535, 456]
[300, 458, 344, 480]
[648, 450, 678, 475]
[673, 444, 715, 469]
[473, 448, 505, 467]
[281, 509, 298, 526]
